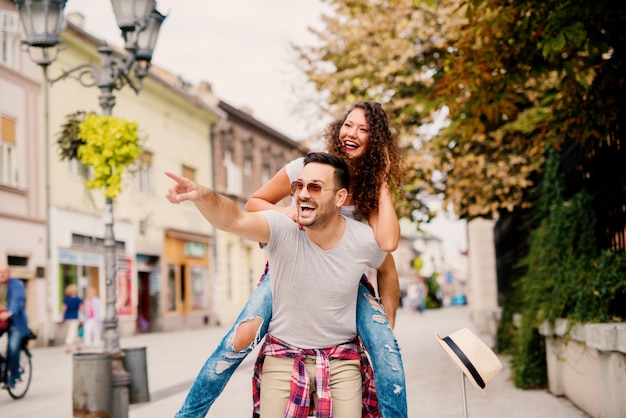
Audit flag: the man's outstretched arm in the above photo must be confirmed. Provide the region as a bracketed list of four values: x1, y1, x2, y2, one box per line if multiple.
[165, 171, 270, 243]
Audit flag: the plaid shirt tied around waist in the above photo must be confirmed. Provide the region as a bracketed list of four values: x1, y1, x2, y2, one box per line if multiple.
[253, 334, 380, 418]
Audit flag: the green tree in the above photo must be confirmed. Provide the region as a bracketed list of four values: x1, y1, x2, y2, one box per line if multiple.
[295, 0, 624, 221]
[433, 0, 623, 218]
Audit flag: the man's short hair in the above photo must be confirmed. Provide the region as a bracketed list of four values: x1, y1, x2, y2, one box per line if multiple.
[303, 152, 350, 191]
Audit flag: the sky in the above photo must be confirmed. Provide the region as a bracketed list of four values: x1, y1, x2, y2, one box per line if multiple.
[62, 0, 468, 256]
[64, 0, 331, 141]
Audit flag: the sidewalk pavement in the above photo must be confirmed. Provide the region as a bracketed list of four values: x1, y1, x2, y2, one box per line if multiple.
[1, 305, 590, 417]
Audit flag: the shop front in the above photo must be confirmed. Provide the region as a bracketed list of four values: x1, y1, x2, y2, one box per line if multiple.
[161, 230, 213, 331]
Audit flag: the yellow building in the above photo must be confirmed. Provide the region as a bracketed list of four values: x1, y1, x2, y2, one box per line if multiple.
[3, 4, 305, 344]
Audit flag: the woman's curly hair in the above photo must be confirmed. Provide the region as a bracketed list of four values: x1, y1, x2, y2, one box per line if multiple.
[324, 101, 406, 220]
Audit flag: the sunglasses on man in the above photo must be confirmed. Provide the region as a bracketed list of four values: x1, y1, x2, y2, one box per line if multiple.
[290, 181, 341, 198]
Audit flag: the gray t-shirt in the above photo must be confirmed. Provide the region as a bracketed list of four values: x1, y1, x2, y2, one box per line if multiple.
[261, 210, 387, 349]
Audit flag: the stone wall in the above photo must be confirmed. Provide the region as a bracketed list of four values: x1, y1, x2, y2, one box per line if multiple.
[539, 320, 626, 418]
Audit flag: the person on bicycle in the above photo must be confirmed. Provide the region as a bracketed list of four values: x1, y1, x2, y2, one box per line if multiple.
[0, 264, 29, 390]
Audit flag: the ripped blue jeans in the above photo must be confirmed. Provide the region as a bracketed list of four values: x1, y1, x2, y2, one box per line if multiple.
[174, 272, 407, 417]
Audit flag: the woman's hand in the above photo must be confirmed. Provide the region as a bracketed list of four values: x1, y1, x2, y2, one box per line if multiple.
[279, 205, 298, 221]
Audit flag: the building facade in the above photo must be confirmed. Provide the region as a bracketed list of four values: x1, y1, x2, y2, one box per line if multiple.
[47, 17, 227, 339]
[2, 8, 227, 343]
[1, 5, 309, 343]
[0, 0, 47, 337]
[210, 98, 305, 324]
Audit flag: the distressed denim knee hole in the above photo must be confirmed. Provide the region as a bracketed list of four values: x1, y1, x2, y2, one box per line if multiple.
[372, 314, 387, 324]
[364, 292, 385, 314]
[233, 317, 263, 351]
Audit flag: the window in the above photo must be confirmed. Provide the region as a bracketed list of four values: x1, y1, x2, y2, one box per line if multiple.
[224, 150, 241, 195]
[243, 157, 252, 197]
[246, 246, 255, 292]
[134, 151, 153, 195]
[226, 243, 233, 300]
[71, 233, 125, 251]
[261, 164, 271, 186]
[57, 250, 101, 313]
[182, 164, 196, 182]
[60, 264, 78, 309]
[7, 255, 27, 266]
[0, 11, 18, 69]
[0, 114, 18, 187]
[59, 264, 99, 305]
[190, 265, 209, 310]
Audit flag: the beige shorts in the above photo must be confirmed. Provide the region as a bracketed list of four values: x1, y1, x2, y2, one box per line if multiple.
[259, 355, 362, 417]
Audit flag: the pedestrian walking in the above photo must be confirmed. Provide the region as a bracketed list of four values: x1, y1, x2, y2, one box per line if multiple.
[62, 284, 83, 353]
[82, 286, 102, 349]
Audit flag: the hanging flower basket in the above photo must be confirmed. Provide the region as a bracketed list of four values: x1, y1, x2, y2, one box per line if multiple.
[57, 111, 142, 199]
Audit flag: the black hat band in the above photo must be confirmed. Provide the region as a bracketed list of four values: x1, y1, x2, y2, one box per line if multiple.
[443, 336, 486, 389]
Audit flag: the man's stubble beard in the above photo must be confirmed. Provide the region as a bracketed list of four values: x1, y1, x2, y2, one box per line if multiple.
[297, 200, 335, 231]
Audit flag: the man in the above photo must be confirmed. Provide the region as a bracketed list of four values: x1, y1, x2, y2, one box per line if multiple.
[166, 152, 393, 417]
[0, 264, 30, 389]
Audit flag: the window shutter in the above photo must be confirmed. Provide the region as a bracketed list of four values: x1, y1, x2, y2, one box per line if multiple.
[1, 115, 16, 144]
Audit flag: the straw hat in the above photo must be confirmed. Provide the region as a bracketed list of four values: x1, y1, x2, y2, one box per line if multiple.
[435, 328, 502, 400]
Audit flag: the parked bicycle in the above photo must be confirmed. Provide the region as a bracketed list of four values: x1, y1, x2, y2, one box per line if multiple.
[0, 330, 35, 399]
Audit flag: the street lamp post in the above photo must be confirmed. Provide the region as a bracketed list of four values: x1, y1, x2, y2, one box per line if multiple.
[13, 1, 166, 416]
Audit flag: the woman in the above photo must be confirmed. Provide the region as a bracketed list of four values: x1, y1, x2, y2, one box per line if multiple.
[82, 287, 102, 349]
[175, 101, 407, 417]
[62, 284, 83, 353]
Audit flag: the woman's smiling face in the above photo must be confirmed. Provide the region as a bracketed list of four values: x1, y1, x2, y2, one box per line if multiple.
[339, 108, 370, 159]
